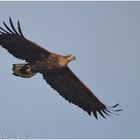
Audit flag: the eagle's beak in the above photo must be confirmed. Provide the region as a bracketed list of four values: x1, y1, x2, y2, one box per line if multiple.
[66, 55, 76, 64]
[72, 55, 76, 60]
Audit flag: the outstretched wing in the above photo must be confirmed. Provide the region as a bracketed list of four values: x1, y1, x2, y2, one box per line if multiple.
[43, 67, 122, 119]
[0, 17, 50, 63]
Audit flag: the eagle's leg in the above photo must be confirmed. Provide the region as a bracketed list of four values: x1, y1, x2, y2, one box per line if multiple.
[12, 63, 37, 78]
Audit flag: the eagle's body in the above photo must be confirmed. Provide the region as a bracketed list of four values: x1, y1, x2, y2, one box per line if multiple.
[0, 18, 122, 119]
[13, 54, 76, 78]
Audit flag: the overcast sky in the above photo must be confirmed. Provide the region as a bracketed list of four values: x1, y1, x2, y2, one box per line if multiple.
[0, 1, 140, 139]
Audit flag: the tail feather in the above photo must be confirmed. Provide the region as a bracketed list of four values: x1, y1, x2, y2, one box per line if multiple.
[12, 64, 36, 78]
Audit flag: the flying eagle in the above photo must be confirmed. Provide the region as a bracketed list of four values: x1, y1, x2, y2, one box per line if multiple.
[0, 18, 122, 119]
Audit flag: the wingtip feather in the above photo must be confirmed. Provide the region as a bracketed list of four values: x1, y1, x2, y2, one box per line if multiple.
[17, 20, 24, 37]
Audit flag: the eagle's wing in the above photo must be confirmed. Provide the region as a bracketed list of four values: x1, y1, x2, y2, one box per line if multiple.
[43, 67, 122, 119]
[0, 18, 50, 63]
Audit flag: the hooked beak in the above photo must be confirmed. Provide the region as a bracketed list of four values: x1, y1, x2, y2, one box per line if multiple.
[69, 55, 76, 61]
[72, 55, 76, 60]
[65, 55, 76, 64]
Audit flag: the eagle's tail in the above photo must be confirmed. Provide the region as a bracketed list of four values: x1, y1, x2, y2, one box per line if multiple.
[12, 64, 36, 78]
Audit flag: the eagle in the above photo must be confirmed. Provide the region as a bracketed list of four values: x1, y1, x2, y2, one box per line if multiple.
[0, 18, 122, 119]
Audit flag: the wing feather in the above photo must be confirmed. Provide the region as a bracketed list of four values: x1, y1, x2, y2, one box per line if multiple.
[0, 26, 9, 34]
[9, 17, 20, 35]
[0, 18, 50, 63]
[3, 21, 15, 34]
[17, 20, 24, 37]
[43, 67, 122, 119]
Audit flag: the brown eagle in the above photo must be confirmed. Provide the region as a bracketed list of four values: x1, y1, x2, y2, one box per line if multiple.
[0, 18, 122, 119]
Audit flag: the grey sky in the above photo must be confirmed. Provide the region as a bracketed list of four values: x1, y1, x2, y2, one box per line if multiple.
[0, 1, 140, 139]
